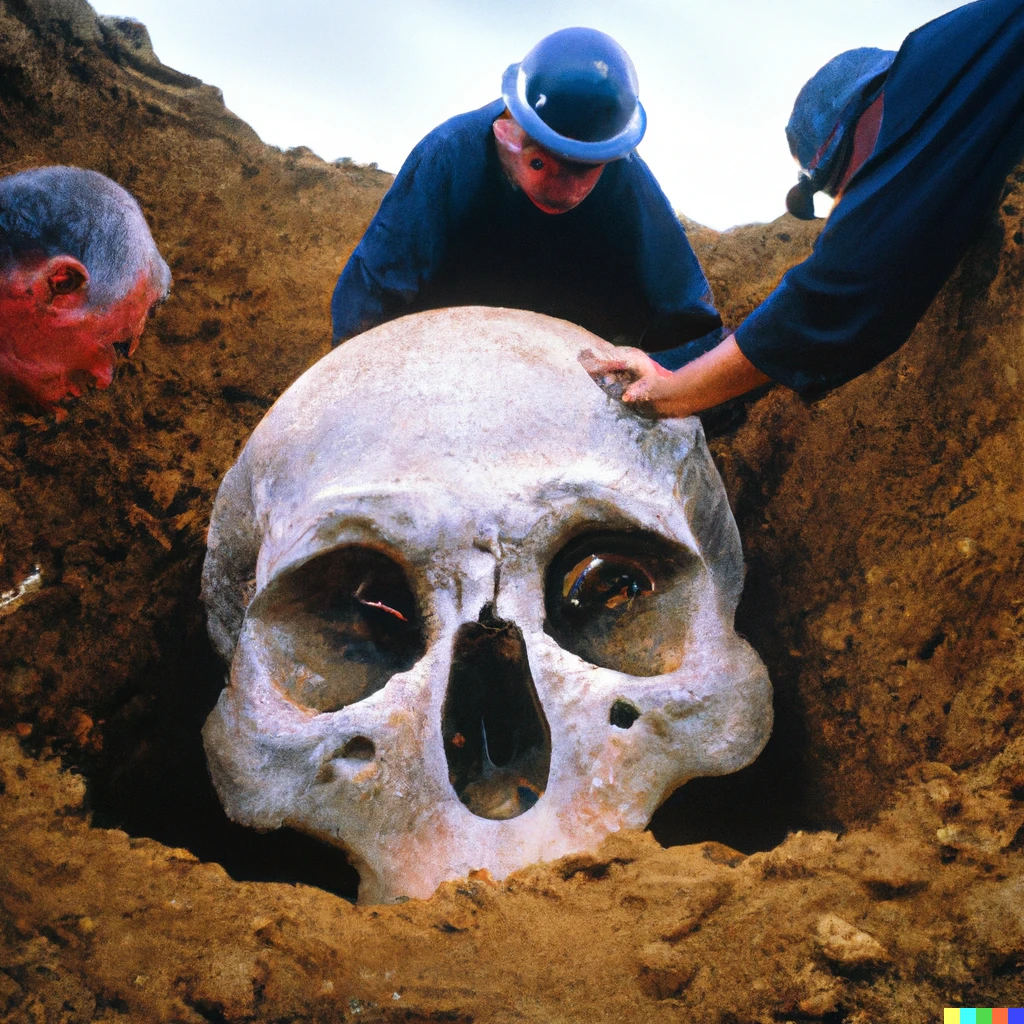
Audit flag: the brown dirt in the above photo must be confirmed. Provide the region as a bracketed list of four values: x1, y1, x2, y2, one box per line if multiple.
[1, 1, 1022, 1019]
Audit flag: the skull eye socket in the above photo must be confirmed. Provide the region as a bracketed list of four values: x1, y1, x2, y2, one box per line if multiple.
[254, 546, 426, 713]
[544, 531, 700, 676]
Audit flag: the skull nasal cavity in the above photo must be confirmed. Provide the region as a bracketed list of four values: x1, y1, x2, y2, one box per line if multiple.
[442, 604, 551, 821]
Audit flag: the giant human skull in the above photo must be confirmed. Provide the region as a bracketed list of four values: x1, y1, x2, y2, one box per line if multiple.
[201, 307, 772, 904]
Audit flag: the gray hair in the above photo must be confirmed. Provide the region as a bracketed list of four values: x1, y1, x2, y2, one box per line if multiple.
[0, 166, 171, 307]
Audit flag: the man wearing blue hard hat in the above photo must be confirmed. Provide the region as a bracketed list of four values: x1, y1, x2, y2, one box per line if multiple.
[588, 0, 1024, 416]
[331, 27, 722, 359]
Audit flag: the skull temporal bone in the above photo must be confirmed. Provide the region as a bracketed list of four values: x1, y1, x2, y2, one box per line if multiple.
[201, 307, 772, 905]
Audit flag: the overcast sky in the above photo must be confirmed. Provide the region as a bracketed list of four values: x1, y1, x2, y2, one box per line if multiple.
[104, 0, 964, 230]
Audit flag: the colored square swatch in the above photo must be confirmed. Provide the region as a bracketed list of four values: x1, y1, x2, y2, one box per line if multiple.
[946, 1011, 1024, 1024]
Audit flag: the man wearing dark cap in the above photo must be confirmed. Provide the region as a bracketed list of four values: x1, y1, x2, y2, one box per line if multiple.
[331, 27, 722, 361]
[588, 0, 1024, 417]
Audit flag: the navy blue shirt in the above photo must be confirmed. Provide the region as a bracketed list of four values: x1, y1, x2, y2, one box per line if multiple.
[331, 99, 721, 353]
[737, 0, 1024, 397]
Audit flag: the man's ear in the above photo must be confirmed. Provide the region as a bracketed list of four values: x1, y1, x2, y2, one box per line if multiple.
[42, 255, 89, 307]
[492, 116, 525, 155]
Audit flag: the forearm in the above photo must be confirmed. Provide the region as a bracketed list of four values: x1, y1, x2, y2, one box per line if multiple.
[642, 334, 772, 417]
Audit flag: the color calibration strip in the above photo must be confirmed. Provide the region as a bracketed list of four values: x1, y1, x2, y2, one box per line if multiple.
[944, 1011, 1024, 1023]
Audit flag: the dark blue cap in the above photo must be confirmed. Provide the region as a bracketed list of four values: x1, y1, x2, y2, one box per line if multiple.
[502, 27, 646, 164]
[785, 47, 896, 212]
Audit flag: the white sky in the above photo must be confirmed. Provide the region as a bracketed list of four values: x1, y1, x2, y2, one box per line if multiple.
[103, 0, 964, 230]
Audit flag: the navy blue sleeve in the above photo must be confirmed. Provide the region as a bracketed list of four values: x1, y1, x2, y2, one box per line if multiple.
[736, 0, 1024, 396]
[625, 155, 722, 351]
[331, 120, 477, 344]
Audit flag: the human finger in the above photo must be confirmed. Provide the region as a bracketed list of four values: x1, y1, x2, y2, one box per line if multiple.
[621, 377, 652, 403]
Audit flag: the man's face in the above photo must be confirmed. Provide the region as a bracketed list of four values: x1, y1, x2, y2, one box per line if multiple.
[0, 255, 164, 413]
[493, 116, 606, 214]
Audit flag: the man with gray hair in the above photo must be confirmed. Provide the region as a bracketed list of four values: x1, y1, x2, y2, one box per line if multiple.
[0, 165, 171, 415]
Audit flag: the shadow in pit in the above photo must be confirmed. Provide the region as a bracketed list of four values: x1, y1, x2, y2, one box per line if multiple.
[648, 721, 814, 853]
[87, 564, 360, 902]
[649, 558, 823, 854]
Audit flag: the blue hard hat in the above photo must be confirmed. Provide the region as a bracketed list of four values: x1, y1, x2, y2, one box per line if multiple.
[502, 27, 646, 164]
